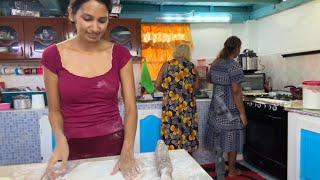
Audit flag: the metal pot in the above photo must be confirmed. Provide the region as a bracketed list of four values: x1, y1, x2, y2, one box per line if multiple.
[238, 49, 258, 73]
[13, 95, 31, 109]
[284, 85, 303, 100]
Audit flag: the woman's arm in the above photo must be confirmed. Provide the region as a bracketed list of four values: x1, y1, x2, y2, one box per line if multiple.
[43, 67, 69, 173]
[119, 60, 137, 156]
[232, 83, 247, 127]
[193, 68, 200, 91]
[44, 68, 64, 139]
[155, 62, 168, 92]
[111, 60, 139, 178]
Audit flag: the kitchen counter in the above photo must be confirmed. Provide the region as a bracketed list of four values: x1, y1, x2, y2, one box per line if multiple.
[285, 108, 320, 117]
[0, 149, 212, 180]
[247, 98, 320, 117]
[0, 99, 213, 165]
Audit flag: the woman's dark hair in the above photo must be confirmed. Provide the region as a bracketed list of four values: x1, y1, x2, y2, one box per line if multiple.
[69, 0, 111, 15]
[216, 36, 242, 60]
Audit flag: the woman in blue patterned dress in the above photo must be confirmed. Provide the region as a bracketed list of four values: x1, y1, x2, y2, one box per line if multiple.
[204, 36, 247, 176]
[155, 44, 200, 153]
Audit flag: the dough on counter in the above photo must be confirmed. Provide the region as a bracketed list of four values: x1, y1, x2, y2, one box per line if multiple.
[64, 160, 124, 180]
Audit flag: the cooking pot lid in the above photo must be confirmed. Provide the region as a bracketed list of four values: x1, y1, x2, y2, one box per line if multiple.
[303, 81, 320, 86]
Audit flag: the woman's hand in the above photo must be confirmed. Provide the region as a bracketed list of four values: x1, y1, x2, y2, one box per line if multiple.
[45, 135, 69, 180]
[111, 151, 140, 180]
[240, 114, 248, 127]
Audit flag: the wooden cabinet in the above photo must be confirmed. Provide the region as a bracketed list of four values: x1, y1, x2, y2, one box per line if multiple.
[24, 18, 64, 59]
[106, 19, 142, 59]
[0, 18, 25, 60]
[0, 17, 64, 60]
[0, 17, 141, 61]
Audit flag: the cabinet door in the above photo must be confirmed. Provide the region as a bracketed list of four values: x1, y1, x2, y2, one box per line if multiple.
[24, 18, 64, 59]
[300, 129, 320, 180]
[63, 20, 77, 40]
[107, 19, 141, 58]
[0, 18, 25, 60]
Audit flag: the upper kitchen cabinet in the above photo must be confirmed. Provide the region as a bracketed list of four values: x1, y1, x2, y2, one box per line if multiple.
[24, 18, 64, 59]
[0, 17, 64, 60]
[106, 19, 141, 59]
[0, 18, 25, 60]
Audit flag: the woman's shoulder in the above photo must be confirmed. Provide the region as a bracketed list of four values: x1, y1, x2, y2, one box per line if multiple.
[220, 59, 240, 68]
[55, 39, 73, 51]
[112, 43, 129, 53]
[228, 59, 241, 68]
[42, 43, 59, 59]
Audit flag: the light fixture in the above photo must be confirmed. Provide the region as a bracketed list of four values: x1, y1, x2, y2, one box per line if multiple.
[155, 12, 231, 22]
[156, 15, 231, 22]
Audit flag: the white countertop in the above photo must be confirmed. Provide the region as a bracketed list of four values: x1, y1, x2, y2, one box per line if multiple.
[0, 149, 212, 180]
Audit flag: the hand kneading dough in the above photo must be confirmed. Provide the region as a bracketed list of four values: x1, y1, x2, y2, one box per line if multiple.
[65, 160, 125, 180]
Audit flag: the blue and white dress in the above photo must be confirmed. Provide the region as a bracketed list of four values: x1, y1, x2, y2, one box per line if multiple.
[204, 59, 245, 153]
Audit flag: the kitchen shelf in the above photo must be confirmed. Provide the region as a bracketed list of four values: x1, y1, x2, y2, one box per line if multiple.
[282, 50, 320, 58]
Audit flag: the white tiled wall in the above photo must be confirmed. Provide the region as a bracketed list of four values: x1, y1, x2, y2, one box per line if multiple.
[1, 75, 44, 89]
[259, 54, 320, 90]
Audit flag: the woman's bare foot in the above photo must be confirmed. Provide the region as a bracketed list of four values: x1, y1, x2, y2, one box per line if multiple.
[228, 169, 242, 176]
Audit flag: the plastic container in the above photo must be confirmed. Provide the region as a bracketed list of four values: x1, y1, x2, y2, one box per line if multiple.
[303, 81, 320, 109]
[31, 94, 45, 109]
[0, 103, 11, 111]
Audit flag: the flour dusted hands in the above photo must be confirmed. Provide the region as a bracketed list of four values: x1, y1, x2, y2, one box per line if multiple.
[45, 135, 69, 180]
[111, 151, 140, 180]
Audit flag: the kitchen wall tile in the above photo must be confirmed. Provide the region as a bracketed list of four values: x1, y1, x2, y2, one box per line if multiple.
[259, 54, 320, 90]
[1, 75, 44, 89]
[0, 110, 43, 165]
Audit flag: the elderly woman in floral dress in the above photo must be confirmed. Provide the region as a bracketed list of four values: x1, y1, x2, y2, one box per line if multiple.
[155, 44, 200, 154]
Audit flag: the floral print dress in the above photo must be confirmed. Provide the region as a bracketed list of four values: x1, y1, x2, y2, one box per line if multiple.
[161, 58, 199, 152]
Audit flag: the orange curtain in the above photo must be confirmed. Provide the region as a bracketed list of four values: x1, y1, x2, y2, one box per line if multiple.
[141, 24, 193, 80]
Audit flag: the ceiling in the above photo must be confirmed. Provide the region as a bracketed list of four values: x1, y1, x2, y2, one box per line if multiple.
[46, 0, 312, 23]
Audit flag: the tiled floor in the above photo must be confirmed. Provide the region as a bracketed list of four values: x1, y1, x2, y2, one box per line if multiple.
[238, 161, 278, 180]
[192, 151, 278, 180]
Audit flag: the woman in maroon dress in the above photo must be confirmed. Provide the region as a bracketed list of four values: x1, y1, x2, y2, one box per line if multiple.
[41, 0, 138, 179]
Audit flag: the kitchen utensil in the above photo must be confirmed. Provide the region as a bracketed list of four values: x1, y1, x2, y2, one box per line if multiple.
[155, 140, 173, 180]
[284, 85, 303, 100]
[237, 49, 258, 73]
[13, 95, 31, 109]
[303, 81, 320, 109]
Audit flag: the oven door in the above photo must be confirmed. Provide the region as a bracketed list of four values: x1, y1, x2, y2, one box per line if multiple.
[244, 105, 287, 179]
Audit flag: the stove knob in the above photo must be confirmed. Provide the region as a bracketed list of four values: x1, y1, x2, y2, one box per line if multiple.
[263, 104, 267, 109]
[248, 102, 253, 107]
[257, 104, 261, 108]
[272, 105, 278, 111]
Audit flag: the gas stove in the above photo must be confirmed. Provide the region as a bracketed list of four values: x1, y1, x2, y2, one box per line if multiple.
[244, 91, 294, 107]
[253, 98, 291, 107]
